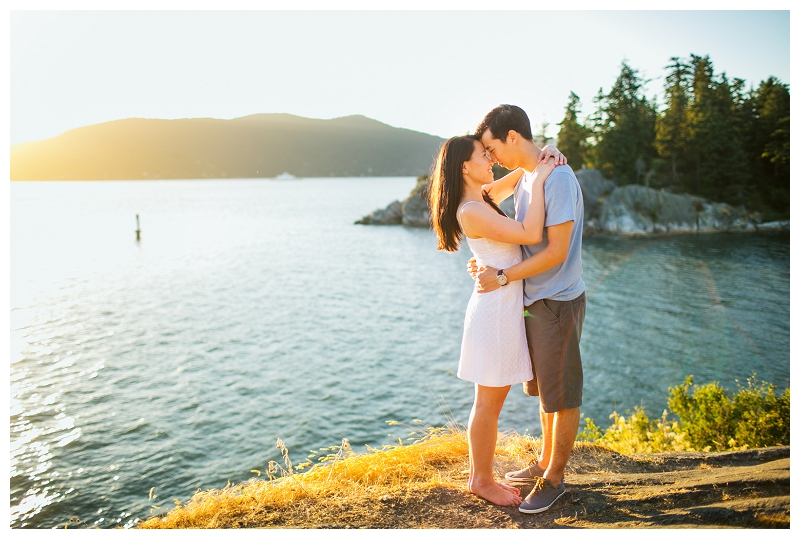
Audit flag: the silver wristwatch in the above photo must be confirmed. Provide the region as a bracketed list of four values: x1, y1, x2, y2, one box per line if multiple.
[496, 269, 508, 286]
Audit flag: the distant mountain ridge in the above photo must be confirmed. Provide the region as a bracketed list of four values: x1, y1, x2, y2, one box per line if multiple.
[10, 114, 446, 180]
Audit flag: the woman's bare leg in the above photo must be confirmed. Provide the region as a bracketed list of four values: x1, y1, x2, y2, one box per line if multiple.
[467, 384, 522, 506]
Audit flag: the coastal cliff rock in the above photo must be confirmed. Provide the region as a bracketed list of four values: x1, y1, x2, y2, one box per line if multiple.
[401, 175, 431, 227]
[357, 169, 789, 236]
[585, 182, 741, 235]
[574, 168, 616, 222]
[354, 200, 403, 225]
[355, 175, 431, 226]
[356, 174, 515, 226]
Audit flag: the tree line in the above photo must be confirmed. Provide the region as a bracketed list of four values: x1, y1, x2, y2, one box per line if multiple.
[556, 55, 790, 220]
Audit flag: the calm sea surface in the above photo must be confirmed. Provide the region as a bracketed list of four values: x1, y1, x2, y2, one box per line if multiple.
[9, 178, 790, 528]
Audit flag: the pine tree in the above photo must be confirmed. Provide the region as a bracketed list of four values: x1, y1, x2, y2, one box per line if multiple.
[556, 92, 592, 171]
[587, 62, 656, 184]
[751, 77, 790, 216]
[655, 57, 692, 189]
[684, 55, 749, 204]
[535, 121, 551, 148]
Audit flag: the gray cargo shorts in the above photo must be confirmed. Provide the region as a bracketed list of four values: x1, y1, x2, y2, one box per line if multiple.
[522, 292, 585, 413]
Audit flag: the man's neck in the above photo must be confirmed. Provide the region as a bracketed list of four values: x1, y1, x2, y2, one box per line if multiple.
[518, 140, 542, 173]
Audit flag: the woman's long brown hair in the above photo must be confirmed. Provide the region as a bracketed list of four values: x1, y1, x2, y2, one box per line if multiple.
[429, 136, 506, 252]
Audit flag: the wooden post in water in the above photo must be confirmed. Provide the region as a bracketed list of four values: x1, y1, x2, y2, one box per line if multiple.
[136, 214, 141, 241]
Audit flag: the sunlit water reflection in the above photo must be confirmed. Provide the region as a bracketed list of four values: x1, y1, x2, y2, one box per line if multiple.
[10, 178, 789, 528]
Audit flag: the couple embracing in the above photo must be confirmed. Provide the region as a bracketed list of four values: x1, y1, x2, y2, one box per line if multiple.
[429, 104, 586, 514]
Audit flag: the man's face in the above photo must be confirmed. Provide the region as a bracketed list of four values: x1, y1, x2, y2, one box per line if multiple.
[480, 129, 516, 170]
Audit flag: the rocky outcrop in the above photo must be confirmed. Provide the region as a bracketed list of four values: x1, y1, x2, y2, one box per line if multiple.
[585, 182, 718, 235]
[400, 175, 431, 227]
[575, 170, 775, 236]
[356, 169, 788, 236]
[356, 174, 516, 226]
[354, 200, 403, 225]
[356, 175, 431, 226]
[575, 168, 616, 222]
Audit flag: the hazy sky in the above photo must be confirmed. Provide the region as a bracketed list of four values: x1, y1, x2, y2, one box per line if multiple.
[9, 7, 792, 145]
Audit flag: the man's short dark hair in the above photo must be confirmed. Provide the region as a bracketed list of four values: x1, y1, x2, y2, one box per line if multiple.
[474, 104, 533, 143]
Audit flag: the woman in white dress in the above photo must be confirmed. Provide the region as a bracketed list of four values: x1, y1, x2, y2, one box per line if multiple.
[428, 135, 561, 506]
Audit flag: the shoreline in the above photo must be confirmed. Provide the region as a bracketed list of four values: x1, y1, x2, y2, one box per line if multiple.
[583, 221, 790, 239]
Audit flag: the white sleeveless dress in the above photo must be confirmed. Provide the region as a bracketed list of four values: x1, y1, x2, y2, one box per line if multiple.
[457, 201, 533, 387]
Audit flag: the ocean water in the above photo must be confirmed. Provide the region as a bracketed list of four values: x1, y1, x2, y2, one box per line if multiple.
[9, 178, 790, 528]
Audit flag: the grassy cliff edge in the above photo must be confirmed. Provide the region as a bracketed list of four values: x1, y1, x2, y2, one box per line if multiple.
[137, 376, 789, 529]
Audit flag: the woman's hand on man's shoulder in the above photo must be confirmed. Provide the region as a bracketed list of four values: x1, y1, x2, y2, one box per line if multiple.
[540, 145, 568, 166]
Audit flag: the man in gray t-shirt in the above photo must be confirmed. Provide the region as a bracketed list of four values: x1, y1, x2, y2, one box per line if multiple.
[514, 165, 585, 305]
[471, 104, 586, 515]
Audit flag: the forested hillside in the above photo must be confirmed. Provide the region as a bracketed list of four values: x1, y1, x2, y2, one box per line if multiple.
[10, 114, 445, 181]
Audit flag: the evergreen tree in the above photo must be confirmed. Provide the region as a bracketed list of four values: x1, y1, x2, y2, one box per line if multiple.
[750, 77, 790, 216]
[655, 57, 692, 189]
[727, 77, 756, 206]
[684, 55, 749, 204]
[535, 120, 551, 148]
[586, 62, 656, 184]
[556, 92, 592, 170]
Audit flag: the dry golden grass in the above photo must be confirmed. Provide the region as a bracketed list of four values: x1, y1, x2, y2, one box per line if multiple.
[135, 414, 790, 530]
[755, 513, 790, 527]
[139, 424, 545, 529]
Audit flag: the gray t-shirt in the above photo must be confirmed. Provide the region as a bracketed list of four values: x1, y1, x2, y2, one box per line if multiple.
[514, 164, 585, 306]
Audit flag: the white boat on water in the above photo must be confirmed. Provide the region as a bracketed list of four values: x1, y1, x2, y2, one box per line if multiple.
[274, 172, 298, 180]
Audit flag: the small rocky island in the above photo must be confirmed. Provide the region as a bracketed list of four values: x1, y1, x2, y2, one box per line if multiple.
[356, 169, 789, 236]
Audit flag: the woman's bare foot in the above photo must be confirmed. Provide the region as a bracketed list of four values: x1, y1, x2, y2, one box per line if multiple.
[497, 482, 521, 495]
[468, 477, 522, 506]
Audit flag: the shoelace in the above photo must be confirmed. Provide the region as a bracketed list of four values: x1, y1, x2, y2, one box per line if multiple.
[530, 476, 549, 494]
[522, 461, 544, 478]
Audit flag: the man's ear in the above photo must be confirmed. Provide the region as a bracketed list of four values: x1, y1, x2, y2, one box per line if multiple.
[507, 130, 518, 145]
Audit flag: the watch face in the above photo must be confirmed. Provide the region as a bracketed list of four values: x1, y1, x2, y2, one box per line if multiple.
[497, 274, 508, 285]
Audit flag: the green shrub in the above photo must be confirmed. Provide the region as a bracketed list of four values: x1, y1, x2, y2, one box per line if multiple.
[580, 374, 789, 453]
[578, 407, 693, 453]
[668, 374, 790, 451]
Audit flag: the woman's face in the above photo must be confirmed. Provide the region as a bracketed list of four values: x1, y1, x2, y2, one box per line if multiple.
[462, 140, 495, 185]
